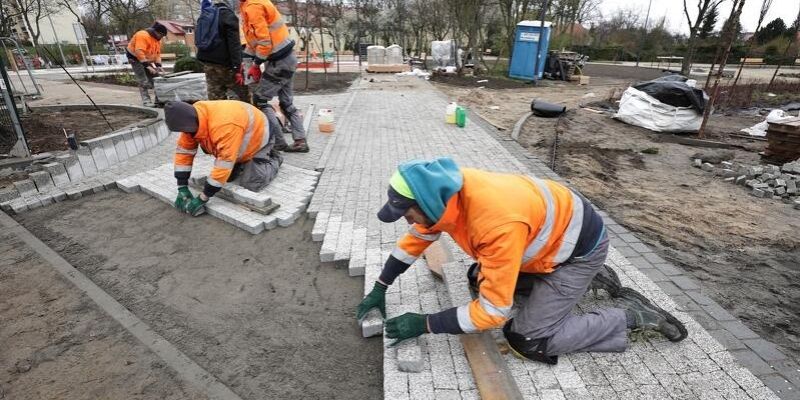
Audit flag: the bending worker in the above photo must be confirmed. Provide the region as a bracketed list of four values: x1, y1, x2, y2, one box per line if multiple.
[164, 100, 282, 216]
[240, 0, 308, 152]
[127, 22, 167, 107]
[357, 158, 687, 363]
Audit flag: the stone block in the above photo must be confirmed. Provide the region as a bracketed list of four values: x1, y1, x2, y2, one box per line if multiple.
[721, 169, 736, 178]
[735, 175, 747, 185]
[123, 131, 139, 157]
[132, 129, 146, 152]
[751, 188, 766, 198]
[743, 338, 787, 362]
[396, 339, 423, 372]
[28, 171, 54, 192]
[75, 149, 96, 177]
[775, 187, 786, 195]
[89, 144, 109, 171]
[701, 163, 715, 172]
[41, 162, 71, 187]
[361, 310, 383, 337]
[12, 179, 37, 197]
[693, 159, 702, 168]
[101, 138, 119, 165]
[65, 188, 83, 200]
[140, 128, 154, 149]
[113, 136, 129, 162]
[787, 180, 798, 194]
[8, 198, 27, 214]
[116, 177, 140, 193]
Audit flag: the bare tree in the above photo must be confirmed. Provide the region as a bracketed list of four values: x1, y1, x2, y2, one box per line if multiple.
[498, 0, 534, 59]
[731, 0, 772, 86]
[698, 0, 746, 137]
[767, 4, 800, 88]
[681, 0, 726, 75]
[12, 0, 58, 52]
[108, 0, 166, 36]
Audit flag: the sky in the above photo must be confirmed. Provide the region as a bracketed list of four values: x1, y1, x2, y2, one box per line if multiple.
[596, 0, 800, 34]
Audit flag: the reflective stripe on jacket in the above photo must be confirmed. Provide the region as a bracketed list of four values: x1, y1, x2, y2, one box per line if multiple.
[127, 30, 162, 63]
[174, 100, 270, 188]
[393, 168, 587, 333]
[240, 0, 292, 60]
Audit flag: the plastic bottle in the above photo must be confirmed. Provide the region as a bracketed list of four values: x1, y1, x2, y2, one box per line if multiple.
[318, 109, 335, 133]
[456, 106, 467, 128]
[446, 102, 458, 124]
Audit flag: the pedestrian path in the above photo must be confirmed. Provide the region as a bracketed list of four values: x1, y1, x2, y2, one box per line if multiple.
[307, 76, 784, 399]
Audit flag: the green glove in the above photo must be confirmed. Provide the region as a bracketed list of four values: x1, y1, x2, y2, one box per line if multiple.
[385, 312, 428, 347]
[356, 281, 387, 320]
[182, 196, 207, 216]
[174, 186, 193, 210]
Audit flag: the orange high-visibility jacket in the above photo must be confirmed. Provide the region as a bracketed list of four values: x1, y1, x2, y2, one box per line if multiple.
[174, 101, 269, 189]
[127, 30, 162, 64]
[393, 169, 590, 333]
[240, 0, 292, 60]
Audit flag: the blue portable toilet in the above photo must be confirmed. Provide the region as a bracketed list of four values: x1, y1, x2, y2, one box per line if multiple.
[508, 21, 553, 81]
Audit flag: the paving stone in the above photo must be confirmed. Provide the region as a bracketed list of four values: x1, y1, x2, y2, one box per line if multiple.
[700, 302, 737, 322]
[761, 374, 797, 399]
[89, 144, 109, 171]
[113, 136, 129, 162]
[396, 339, 423, 372]
[719, 320, 761, 340]
[670, 275, 700, 291]
[28, 171, 55, 192]
[12, 179, 37, 197]
[41, 162, 71, 187]
[743, 338, 788, 362]
[729, 349, 777, 375]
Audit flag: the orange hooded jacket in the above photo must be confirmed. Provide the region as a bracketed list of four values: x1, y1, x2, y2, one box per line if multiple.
[390, 167, 601, 334]
[174, 101, 269, 195]
[240, 0, 292, 60]
[127, 30, 162, 64]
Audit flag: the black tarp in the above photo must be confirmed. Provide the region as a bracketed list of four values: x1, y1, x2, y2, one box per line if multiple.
[633, 75, 707, 112]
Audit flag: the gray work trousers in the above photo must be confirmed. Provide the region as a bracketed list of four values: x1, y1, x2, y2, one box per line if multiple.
[235, 139, 283, 192]
[130, 59, 154, 103]
[252, 53, 305, 146]
[511, 233, 629, 356]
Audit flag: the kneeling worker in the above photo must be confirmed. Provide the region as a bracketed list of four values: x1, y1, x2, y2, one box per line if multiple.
[357, 158, 686, 363]
[164, 100, 282, 216]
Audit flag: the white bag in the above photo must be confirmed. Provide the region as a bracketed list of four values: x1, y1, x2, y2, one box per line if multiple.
[614, 87, 702, 133]
[740, 109, 794, 137]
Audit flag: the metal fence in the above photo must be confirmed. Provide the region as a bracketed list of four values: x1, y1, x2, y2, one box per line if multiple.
[0, 55, 29, 157]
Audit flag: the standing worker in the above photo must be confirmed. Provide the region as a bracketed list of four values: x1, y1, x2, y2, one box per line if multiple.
[357, 158, 687, 363]
[240, 0, 309, 152]
[165, 100, 282, 216]
[195, 0, 248, 101]
[127, 22, 167, 107]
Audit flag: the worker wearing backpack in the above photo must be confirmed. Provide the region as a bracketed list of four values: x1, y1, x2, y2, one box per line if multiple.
[195, 0, 247, 101]
[241, 0, 309, 153]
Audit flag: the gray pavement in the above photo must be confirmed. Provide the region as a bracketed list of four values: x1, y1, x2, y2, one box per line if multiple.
[307, 74, 792, 399]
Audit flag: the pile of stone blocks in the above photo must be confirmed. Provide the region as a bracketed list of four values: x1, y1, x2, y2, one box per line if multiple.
[0, 119, 171, 214]
[694, 158, 800, 209]
[117, 156, 319, 234]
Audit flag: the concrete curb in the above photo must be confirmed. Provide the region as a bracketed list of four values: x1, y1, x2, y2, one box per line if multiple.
[0, 210, 243, 400]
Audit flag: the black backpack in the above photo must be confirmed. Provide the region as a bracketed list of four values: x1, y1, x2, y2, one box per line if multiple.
[195, 0, 224, 51]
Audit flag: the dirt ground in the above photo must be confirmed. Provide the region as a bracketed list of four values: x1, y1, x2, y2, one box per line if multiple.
[13, 108, 151, 155]
[0, 228, 205, 400]
[435, 76, 800, 365]
[13, 190, 382, 399]
[293, 71, 359, 94]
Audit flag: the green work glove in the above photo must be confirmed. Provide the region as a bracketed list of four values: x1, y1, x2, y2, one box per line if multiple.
[356, 281, 387, 320]
[385, 312, 428, 347]
[182, 196, 207, 216]
[174, 186, 193, 210]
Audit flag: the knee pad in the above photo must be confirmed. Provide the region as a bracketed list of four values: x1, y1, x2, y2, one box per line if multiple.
[503, 320, 558, 365]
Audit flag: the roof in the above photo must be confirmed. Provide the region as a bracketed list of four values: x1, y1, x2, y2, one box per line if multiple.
[155, 20, 194, 35]
[518, 21, 552, 28]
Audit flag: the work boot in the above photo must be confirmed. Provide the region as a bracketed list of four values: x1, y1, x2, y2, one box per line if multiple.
[617, 287, 687, 342]
[285, 139, 310, 153]
[589, 264, 623, 298]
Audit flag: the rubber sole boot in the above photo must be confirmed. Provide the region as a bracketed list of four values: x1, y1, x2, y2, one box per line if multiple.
[617, 287, 688, 342]
[589, 264, 623, 298]
[285, 140, 310, 153]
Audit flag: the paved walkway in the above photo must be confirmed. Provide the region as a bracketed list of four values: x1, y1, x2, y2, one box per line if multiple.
[308, 75, 790, 399]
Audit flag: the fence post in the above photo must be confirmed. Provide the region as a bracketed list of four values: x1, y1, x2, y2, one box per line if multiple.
[0, 55, 30, 157]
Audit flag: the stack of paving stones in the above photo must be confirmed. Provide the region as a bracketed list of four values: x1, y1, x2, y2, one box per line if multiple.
[693, 158, 800, 209]
[307, 77, 791, 399]
[0, 119, 172, 214]
[117, 155, 320, 234]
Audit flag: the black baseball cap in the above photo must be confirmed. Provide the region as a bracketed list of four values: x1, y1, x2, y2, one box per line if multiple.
[377, 186, 416, 223]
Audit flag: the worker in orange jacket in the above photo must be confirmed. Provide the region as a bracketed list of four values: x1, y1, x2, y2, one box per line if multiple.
[164, 100, 282, 216]
[126, 22, 167, 107]
[357, 158, 687, 363]
[240, 0, 308, 153]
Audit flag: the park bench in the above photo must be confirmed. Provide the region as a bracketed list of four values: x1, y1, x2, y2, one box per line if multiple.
[739, 57, 765, 67]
